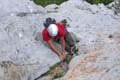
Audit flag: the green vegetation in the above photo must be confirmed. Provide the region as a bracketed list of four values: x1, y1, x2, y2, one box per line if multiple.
[64, 55, 73, 64]
[33, 0, 114, 6]
[54, 71, 64, 78]
[33, 0, 68, 7]
[40, 62, 60, 76]
[85, 0, 114, 5]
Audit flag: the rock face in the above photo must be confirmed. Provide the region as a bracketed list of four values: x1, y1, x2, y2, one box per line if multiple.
[61, 34, 120, 80]
[0, 61, 42, 80]
[0, 0, 59, 80]
[0, 0, 120, 80]
[0, 0, 46, 17]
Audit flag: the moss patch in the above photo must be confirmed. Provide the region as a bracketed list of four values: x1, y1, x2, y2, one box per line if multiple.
[54, 71, 65, 78]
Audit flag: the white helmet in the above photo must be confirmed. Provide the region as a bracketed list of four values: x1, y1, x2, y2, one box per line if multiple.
[47, 24, 58, 37]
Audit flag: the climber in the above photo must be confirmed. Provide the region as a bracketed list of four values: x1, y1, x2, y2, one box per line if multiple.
[42, 17, 79, 61]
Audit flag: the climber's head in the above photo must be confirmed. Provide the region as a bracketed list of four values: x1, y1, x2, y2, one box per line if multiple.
[47, 24, 58, 37]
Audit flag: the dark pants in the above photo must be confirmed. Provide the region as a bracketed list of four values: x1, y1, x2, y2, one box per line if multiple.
[54, 28, 78, 54]
[64, 32, 75, 53]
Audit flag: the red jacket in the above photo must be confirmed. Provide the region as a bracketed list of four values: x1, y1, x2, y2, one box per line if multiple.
[42, 23, 65, 42]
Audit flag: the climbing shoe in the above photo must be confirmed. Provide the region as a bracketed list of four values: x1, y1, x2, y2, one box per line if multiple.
[71, 46, 79, 55]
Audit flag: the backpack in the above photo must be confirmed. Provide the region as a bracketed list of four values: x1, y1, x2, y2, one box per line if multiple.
[44, 17, 56, 28]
